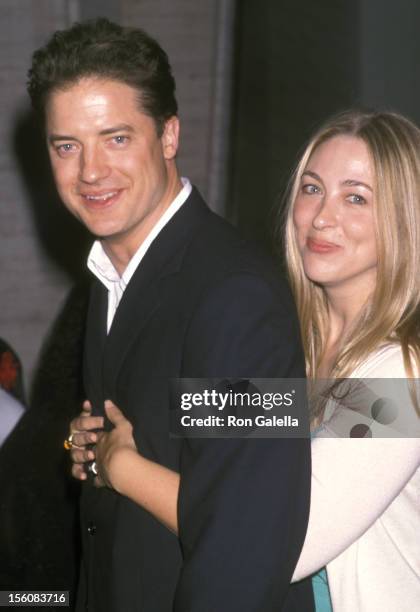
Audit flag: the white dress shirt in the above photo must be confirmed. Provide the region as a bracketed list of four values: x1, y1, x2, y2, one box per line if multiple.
[87, 177, 192, 333]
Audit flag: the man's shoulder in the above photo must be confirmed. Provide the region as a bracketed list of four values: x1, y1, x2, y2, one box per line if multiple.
[185, 196, 282, 283]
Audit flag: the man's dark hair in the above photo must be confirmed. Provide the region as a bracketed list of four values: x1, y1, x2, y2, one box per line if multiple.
[27, 18, 178, 134]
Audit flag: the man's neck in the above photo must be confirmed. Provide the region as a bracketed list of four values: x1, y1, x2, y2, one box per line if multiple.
[102, 174, 184, 276]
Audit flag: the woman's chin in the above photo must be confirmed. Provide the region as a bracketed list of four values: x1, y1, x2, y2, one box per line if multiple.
[302, 262, 338, 287]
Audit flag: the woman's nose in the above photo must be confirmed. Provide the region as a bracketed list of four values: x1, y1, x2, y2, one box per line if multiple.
[312, 196, 338, 230]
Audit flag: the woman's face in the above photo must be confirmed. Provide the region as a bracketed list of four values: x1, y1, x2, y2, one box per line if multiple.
[293, 135, 377, 296]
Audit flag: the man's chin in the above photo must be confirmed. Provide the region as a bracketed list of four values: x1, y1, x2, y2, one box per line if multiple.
[82, 226, 121, 243]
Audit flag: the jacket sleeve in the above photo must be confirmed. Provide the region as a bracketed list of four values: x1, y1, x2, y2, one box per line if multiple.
[174, 273, 312, 611]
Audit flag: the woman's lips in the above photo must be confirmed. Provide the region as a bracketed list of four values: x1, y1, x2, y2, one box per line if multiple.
[306, 237, 341, 253]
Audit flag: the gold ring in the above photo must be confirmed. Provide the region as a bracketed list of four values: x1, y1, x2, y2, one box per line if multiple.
[64, 433, 75, 450]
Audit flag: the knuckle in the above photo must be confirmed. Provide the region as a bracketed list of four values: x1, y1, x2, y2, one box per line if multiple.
[75, 451, 84, 463]
[75, 434, 86, 446]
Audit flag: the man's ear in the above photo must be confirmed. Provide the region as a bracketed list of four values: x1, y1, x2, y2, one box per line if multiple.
[161, 116, 180, 160]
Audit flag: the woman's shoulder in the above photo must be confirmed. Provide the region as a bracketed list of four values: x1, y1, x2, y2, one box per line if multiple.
[351, 343, 410, 378]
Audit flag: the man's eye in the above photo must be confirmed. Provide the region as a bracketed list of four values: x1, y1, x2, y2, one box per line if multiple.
[302, 184, 321, 195]
[56, 143, 75, 156]
[347, 194, 366, 205]
[57, 142, 74, 153]
[112, 135, 129, 145]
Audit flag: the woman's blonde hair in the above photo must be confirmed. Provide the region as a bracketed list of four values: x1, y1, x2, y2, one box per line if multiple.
[284, 110, 420, 396]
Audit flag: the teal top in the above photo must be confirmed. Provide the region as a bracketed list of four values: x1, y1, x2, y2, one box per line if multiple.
[310, 429, 332, 611]
[312, 568, 332, 611]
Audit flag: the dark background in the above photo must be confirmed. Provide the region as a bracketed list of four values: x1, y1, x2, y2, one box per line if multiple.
[231, 0, 420, 244]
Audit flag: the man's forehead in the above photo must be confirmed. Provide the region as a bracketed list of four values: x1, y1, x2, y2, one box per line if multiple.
[46, 77, 145, 129]
[49, 77, 138, 104]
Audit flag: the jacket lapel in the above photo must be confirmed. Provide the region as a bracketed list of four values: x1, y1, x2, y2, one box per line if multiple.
[101, 188, 211, 398]
[83, 280, 108, 415]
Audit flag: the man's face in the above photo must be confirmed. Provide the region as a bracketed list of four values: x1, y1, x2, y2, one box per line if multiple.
[46, 77, 180, 259]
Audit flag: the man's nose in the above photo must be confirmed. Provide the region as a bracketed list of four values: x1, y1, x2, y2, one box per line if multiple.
[79, 147, 110, 183]
[312, 195, 338, 230]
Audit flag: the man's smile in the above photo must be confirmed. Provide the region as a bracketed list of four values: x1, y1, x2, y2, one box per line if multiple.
[79, 189, 124, 208]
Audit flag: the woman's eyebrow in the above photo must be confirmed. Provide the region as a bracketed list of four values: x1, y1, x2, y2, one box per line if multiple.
[342, 179, 373, 192]
[301, 170, 322, 181]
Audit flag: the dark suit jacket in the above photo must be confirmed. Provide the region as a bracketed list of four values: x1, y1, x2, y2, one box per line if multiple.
[77, 188, 314, 612]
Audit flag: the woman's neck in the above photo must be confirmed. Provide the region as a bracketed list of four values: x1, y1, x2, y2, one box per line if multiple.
[324, 279, 373, 344]
[319, 283, 373, 377]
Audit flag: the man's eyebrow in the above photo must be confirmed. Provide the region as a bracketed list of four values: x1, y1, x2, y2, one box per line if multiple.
[48, 124, 135, 143]
[99, 124, 135, 136]
[48, 134, 78, 143]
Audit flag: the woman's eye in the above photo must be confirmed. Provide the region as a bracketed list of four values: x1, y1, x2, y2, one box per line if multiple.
[302, 184, 321, 195]
[347, 194, 366, 204]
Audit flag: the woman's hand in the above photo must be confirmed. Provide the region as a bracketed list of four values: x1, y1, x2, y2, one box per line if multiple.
[94, 400, 138, 490]
[68, 400, 136, 489]
[69, 399, 180, 533]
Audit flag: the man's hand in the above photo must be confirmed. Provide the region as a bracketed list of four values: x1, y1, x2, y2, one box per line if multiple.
[69, 400, 137, 488]
[69, 400, 104, 481]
